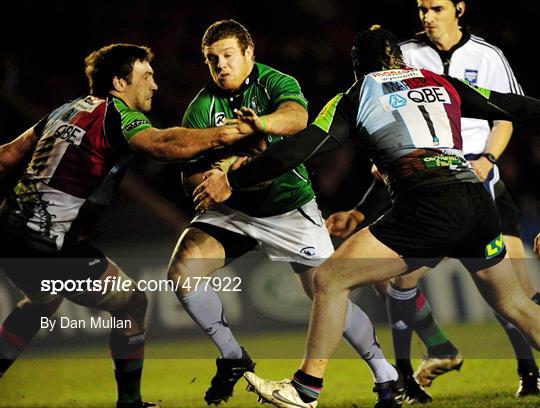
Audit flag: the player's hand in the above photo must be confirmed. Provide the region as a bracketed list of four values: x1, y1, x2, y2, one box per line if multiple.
[470, 157, 494, 182]
[236, 107, 265, 132]
[325, 210, 365, 239]
[230, 156, 249, 171]
[534, 233, 540, 258]
[219, 122, 254, 145]
[193, 169, 232, 212]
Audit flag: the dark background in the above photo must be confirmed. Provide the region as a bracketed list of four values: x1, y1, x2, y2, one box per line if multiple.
[1, 0, 538, 247]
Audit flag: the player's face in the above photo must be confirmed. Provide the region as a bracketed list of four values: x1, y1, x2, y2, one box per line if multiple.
[417, 0, 461, 41]
[204, 37, 254, 92]
[123, 60, 158, 112]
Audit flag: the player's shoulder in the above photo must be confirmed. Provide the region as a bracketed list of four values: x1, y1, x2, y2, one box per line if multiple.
[466, 34, 509, 60]
[185, 87, 214, 112]
[256, 62, 299, 83]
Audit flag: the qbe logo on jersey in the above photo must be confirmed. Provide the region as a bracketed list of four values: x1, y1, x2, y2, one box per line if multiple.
[380, 87, 451, 112]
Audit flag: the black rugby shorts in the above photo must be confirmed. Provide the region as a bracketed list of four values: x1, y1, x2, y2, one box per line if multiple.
[370, 182, 506, 272]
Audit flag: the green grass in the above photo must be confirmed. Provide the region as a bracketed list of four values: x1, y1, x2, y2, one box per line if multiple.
[1, 323, 539, 407]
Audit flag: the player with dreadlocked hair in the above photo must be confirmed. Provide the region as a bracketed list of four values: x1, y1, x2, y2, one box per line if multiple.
[351, 25, 406, 76]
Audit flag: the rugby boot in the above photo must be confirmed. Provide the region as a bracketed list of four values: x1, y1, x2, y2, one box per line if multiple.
[403, 374, 433, 404]
[414, 351, 463, 387]
[244, 372, 318, 408]
[205, 346, 255, 405]
[516, 370, 540, 397]
[373, 372, 405, 407]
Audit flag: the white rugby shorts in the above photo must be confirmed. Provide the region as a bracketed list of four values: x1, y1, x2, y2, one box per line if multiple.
[191, 199, 334, 266]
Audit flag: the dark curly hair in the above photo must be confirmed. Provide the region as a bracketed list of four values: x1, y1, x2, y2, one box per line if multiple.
[351, 25, 406, 77]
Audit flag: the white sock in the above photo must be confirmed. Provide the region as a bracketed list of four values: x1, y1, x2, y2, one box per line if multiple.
[179, 286, 242, 359]
[343, 300, 398, 383]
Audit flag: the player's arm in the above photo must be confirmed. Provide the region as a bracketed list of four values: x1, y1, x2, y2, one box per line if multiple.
[129, 124, 250, 162]
[446, 76, 540, 124]
[0, 127, 37, 176]
[235, 101, 308, 136]
[193, 93, 355, 208]
[469, 50, 524, 180]
[470, 120, 512, 181]
[235, 70, 309, 136]
[112, 97, 250, 162]
[229, 93, 353, 189]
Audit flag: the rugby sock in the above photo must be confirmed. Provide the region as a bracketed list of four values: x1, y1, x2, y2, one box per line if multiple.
[413, 291, 458, 357]
[110, 330, 145, 406]
[178, 286, 242, 359]
[495, 292, 540, 375]
[387, 284, 417, 376]
[0, 306, 43, 377]
[343, 300, 397, 383]
[291, 369, 323, 403]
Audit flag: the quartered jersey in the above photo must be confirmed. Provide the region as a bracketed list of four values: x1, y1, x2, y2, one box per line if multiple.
[315, 68, 476, 195]
[181, 62, 314, 217]
[4, 96, 151, 252]
[401, 31, 523, 155]
[228, 67, 540, 196]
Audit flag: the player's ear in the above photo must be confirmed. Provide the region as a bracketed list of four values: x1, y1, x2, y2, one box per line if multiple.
[112, 76, 126, 92]
[455, 1, 465, 17]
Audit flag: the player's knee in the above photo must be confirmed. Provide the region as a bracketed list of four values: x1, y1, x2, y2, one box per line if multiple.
[312, 268, 341, 295]
[167, 244, 199, 282]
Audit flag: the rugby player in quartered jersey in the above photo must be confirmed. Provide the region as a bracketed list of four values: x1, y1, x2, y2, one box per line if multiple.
[5, 96, 150, 252]
[195, 27, 540, 408]
[0, 43, 250, 408]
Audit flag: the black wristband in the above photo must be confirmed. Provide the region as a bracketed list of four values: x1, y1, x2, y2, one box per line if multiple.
[482, 153, 497, 164]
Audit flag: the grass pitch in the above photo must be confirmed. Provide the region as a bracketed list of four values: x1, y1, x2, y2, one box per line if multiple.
[1, 323, 539, 407]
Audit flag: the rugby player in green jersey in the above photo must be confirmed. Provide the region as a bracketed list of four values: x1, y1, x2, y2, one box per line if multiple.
[168, 19, 402, 406]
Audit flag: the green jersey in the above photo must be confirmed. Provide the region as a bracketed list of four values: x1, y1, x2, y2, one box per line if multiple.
[182, 62, 314, 217]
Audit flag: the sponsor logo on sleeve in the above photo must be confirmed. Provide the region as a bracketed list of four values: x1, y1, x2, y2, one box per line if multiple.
[464, 69, 479, 84]
[124, 119, 149, 132]
[380, 87, 451, 112]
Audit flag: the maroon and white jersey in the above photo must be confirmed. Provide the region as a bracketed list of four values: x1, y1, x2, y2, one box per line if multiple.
[5, 95, 151, 251]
